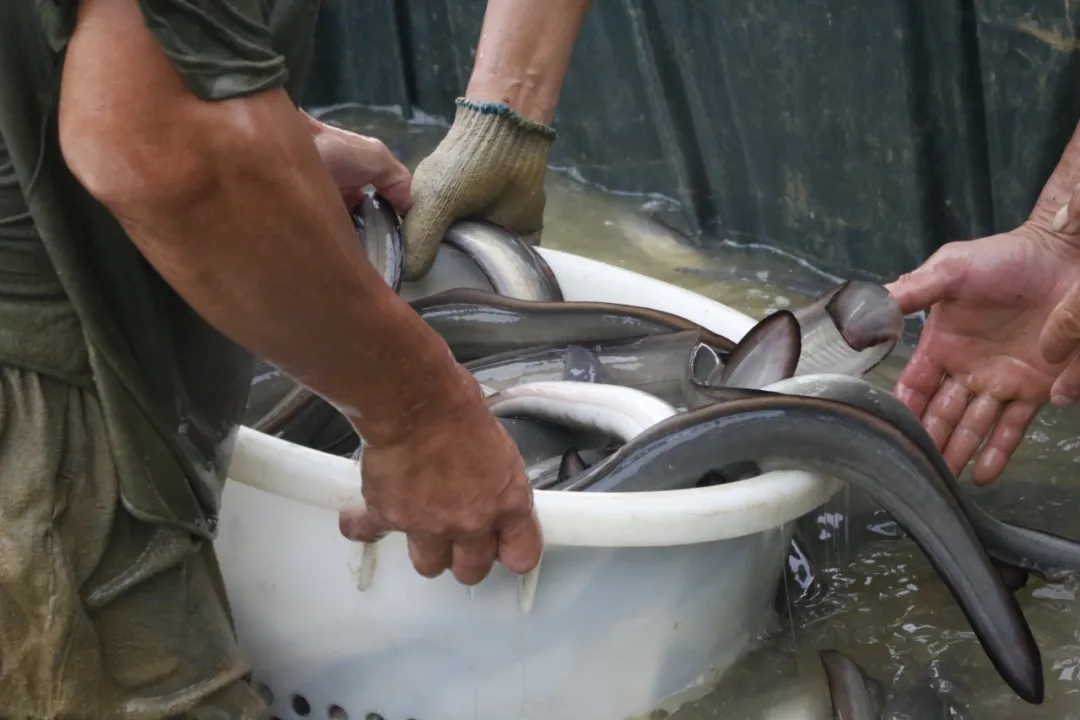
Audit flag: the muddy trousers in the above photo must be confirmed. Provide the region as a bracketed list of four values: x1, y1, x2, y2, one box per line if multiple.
[0, 366, 268, 719]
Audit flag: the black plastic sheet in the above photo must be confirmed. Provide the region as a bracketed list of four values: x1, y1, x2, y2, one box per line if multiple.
[301, 0, 1080, 279]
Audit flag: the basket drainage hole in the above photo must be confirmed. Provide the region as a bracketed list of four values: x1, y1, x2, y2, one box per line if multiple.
[327, 705, 348, 720]
[292, 693, 311, 716]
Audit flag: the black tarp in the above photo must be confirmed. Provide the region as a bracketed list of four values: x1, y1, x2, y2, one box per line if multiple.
[301, 0, 1080, 280]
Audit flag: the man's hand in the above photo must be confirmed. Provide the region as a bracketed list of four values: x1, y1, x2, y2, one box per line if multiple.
[400, 0, 591, 281]
[401, 101, 554, 280]
[304, 113, 412, 215]
[885, 223, 1080, 484]
[339, 367, 543, 585]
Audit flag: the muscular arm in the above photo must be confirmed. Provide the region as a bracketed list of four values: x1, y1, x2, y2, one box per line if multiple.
[59, 0, 470, 448]
[466, 0, 592, 124]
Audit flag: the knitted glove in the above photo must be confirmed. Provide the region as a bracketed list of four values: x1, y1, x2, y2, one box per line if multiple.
[402, 98, 556, 280]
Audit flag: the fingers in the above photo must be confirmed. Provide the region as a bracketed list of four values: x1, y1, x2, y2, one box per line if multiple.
[893, 349, 946, 419]
[408, 534, 454, 579]
[450, 532, 500, 585]
[942, 394, 1003, 477]
[314, 127, 413, 215]
[1050, 181, 1080, 234]
[920, 377, 971, 451]
[1039, 282, 1080, 366]
[1050, 353, 1080, 407]
[972, 402, 1039, 485]
[362, 139, 412, 215]
[884, 246, 967, 315]
[496, 509, 544, 575]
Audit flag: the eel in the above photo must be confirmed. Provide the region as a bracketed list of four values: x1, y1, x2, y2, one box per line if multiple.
[713, 309, 802, 389]
[352, 191, 404, 292]
[552, 395, 1043, 704]
[762, 373, 1080, 583]
[485, 381, 677, 447]
[413, 288, 736, 363]
[819, 649, 887, 720]
[792, 280, 905, 378]
[443, 220, 564, 301]
[466, 330, 725, 405]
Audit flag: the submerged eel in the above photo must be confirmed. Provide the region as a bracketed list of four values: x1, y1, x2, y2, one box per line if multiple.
[819, 649, 887, 720]
[552, 395, 1043, 704]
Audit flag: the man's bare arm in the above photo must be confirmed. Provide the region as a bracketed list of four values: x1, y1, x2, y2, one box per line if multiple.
[466, 0, 592, 124]
[59, 0, 472, 448]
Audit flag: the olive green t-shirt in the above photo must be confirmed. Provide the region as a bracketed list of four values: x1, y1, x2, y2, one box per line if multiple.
[0, 0, 322, 538]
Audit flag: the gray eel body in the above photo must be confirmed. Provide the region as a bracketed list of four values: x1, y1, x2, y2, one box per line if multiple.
[767, 374, 1080, 583]
[443, 220, 564, 301]
[466, 330, 722, 405]
[414, 288, 736, 363]
[352, 192, 404, 292]
[792, 281, 905, 378]
[819, 649, 887, 720]
[554, 395, 1042, 704]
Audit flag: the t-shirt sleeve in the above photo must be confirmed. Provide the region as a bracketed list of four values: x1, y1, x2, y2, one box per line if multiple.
[137, 0, 289, 101]
[36, 0, 289, 102]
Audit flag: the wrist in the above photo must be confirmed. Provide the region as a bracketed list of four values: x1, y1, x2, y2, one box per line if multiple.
[465, 74, 560, 126]
[453, 97, 556, 142]
[339, 298, 484, 449]
[350, 359, 485, 451]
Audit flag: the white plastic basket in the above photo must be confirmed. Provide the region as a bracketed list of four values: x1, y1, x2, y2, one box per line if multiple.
[215, 248, 842, 720]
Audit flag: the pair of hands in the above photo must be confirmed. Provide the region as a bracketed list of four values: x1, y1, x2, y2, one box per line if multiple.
[887, 202, 1080, 486]
[307, 112, 547, 586]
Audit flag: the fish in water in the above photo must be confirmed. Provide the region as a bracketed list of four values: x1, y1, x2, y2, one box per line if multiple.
[443, 220, 564, 301]
[413, 288, 737, 362]
[353, 191, 404, 292]
[819, 649, 887, 720]
[764, 373, 1080, 584]
[553, 395, 1042, 703]
[792, 280, 905, 377]
[467, 330, 725, 406]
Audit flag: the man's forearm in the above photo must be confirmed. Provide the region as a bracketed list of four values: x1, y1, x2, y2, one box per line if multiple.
[1031, 120, 1080, 228]
[466, 0, 592, 124]
[61, 0, 469, 448]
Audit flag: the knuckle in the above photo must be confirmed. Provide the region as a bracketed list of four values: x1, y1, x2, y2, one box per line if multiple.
[456, 511, 491, 536]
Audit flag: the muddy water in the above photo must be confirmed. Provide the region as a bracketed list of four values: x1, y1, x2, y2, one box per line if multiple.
[308, 104, 1080, 719]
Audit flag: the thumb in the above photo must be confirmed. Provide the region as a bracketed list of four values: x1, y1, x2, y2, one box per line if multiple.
[1039, 282, 1080, 365]
[884, 249, 966, 315]
[401, 186, 457, 282]
[339, 507, 389, 544]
